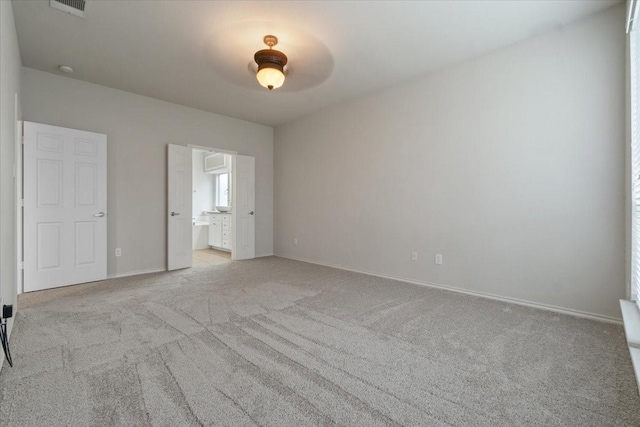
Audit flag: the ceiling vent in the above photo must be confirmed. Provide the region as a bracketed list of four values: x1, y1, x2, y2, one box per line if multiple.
[50, 0, 86, 18]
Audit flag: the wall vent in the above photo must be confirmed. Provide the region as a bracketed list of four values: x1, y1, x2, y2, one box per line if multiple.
[50, 0, 86, 18]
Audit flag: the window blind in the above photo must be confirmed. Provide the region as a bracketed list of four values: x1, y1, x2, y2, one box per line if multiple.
[630, 0, 640, 309]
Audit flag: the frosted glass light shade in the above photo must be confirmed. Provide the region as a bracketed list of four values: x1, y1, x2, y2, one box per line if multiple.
[256, 67, 285, 90]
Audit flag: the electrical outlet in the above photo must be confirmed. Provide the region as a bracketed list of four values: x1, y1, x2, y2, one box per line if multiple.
[115, 248, 122, 257]
[293, 238, 298, 246]
[2, 304, 13, 319]
[411, 251, 418, 261]
[435, 254, 443, 265]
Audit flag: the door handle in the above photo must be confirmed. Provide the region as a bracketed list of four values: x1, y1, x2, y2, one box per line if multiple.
[249, 211, 254, 215]
[93, 212, 106, 217]
[171, 212, 180, 216]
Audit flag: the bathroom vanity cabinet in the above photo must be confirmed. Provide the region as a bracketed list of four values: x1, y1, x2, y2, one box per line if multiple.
[208, 213, 232, 251]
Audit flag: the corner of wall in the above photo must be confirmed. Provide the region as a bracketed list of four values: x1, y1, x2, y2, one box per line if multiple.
[0, 0, 23, 371]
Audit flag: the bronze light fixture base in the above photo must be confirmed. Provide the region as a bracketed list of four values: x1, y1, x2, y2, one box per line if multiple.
[254, 35, 288, 90]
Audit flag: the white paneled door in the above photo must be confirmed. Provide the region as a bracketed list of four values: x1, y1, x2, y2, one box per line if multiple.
[233, 155, 255, 260]
[24, 122, 107, 292]
[167, 144, 192, 270]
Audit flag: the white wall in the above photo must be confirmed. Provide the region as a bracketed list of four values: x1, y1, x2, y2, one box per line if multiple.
[192, 150, 214, 250]
[275, 6, 626, 320]
[21, 68, 274, 277]
[192, 150, 215, 218]
[0, 0, 22, 347]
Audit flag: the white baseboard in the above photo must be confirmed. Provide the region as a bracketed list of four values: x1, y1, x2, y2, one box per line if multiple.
[256, 252, 274, 258]
[278, 254, 622, 325]
[107, 268, 166, 280]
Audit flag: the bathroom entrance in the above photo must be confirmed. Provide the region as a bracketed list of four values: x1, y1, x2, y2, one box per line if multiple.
[166, 144, 255, 271]
[192, 148, 233, 266]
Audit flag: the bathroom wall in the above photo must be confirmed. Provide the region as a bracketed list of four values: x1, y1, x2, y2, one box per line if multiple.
[193, 150, 214, 250]
[218, 154, 232, 207]
[192, 150, 215, 218]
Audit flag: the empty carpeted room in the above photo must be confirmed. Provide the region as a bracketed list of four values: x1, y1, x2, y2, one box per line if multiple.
[2, 0, 640, 425]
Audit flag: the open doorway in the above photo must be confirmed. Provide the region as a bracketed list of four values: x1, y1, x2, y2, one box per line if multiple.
[192, 148, 233, 267]
[167, 144, 255, 271]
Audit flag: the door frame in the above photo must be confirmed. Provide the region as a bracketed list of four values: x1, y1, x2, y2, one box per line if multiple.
[167, 144, 194, 270]
[186, 144, 243, 261]
[15, 94, 23, 298]
[232, 155, 256, 260]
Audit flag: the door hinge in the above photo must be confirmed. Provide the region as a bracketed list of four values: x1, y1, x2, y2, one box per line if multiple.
[18, 262, 24, 271]
[18, 199, 23, 207]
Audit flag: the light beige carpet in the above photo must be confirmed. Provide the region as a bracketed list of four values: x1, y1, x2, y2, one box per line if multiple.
[1, 256, 639, 426]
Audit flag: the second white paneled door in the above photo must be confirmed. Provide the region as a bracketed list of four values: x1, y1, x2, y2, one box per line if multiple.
[167, 144, 193, 270]
[233, 155, 255, 260]
[24, 122, 107, 292]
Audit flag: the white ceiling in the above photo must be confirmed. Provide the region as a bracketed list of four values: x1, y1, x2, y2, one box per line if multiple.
[11, 0, 619, 127]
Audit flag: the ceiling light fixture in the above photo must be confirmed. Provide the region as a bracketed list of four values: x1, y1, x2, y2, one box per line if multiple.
[254, 35, 287, 91]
